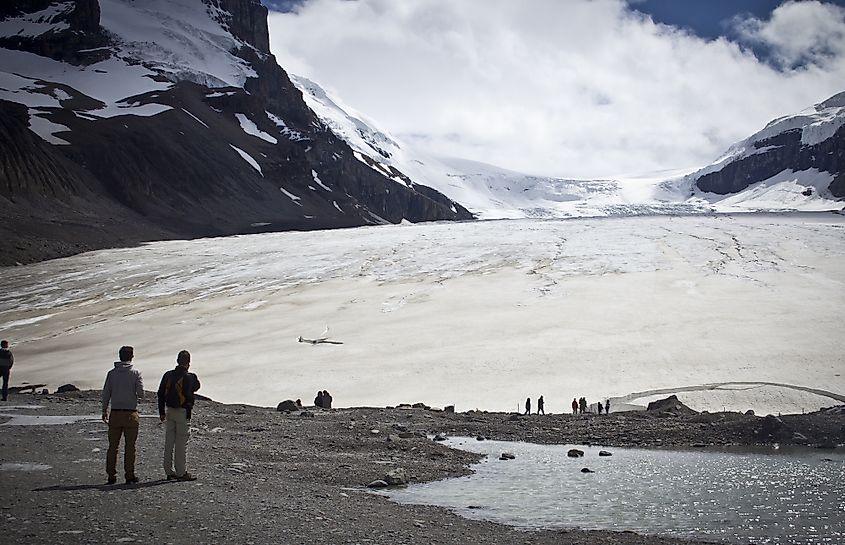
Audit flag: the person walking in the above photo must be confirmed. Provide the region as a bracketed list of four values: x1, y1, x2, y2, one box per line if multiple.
[537, 395, 545, 415]
[524, 397, 531, 415]
[605, 399, 611, 414]
[571, 398, 578, 415]
[158, 350, 200, 482]
[102, 345, 144, 485]
[597, 401, 604, 415]
[0, 340, 13, 401]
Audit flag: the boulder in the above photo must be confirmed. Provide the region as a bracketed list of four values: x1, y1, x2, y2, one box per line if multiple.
[646, 395, 697, 415]
[598, 450, 612, 457]
[499, 452, 516, 460]
[56, 384, 79, 393]
[567, 449, 584, 458]
[745, 409, 755, 416]
[299, 411, 314, 418]
[444, 405, 455, 413]
[384, 468, 409, 485]
[761, 414, 789, 439]
[412, 402, 430, 410]
[433, 433, 447, 442]
[276, 400, 298, 412]
[367, 480, 388, 488]
[580, 468, 594, 473]
[476, 435, 486, 441]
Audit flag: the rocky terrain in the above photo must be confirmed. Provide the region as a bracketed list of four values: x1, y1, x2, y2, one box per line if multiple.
[1, 390, 842, 545]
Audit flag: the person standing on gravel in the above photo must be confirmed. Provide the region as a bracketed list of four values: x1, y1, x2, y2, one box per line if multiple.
[0, 340, 13, 401]
[158, 350, 200, 482]
[571, 398, 578, 415]
[102, 345, 144, 485]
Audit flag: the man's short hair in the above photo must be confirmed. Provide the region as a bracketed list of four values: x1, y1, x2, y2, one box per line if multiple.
[119, 346, 134, 362]
[177, 350, 191, 366]
[0, 340, 8, 348]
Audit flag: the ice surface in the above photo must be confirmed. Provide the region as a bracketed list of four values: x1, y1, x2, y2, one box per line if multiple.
[0, 414, 101, 426]
[0, 215, 843, 414]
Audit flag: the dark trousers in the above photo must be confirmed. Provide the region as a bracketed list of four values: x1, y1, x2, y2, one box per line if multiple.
[106, 411, 140, 479]
[0, 367, 9, 400]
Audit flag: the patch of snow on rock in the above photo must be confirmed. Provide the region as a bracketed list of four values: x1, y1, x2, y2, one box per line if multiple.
[235, 113, 277, 144]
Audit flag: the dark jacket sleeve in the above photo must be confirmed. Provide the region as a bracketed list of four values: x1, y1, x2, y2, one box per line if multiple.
[157, 372, 169, 417]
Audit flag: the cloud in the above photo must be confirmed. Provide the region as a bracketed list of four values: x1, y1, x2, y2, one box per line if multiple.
[267, 0, 845, 178]
[731, 0, 845, 69]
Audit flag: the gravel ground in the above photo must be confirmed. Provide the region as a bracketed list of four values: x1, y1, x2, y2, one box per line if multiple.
[0, 391, 842, 545]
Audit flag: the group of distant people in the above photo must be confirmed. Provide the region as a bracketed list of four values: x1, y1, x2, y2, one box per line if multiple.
[522, 395, 611, 415]
[314, 390, 333, 409]
[101, 345, 200, 485]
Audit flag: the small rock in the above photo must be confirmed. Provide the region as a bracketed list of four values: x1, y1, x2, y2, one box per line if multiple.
[433, 433, 447, 441]
[476, 435, 486, 441]
[370, 429, 380, 435]
[598, 450, 612, 457]
[366, 480, 388, 488]
[745, 409, 755, 416]
[276, 400, 298, 412]
[384, 468, 409, 485]
[580, 468, 594, 473]
[56, 384, 79, 393]
[499, 452, 516, 460]
[692, 443, 707, 448]
[444, 405, 455, 413]
[467, 505, 483, 510]
[567, 449, 584, 458]
[392, 423, 409, 432]
[398, 432, 415, 439]
[412, 402, 430, 410]
[299, 411, 314, 418]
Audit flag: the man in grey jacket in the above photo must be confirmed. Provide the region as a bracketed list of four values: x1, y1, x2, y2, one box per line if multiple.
[102, 346, 144, 485]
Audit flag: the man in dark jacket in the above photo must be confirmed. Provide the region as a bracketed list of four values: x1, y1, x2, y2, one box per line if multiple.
[0, 340, 13, 401]
[102, 345, 144, 484]
[157, 350, 200, 481]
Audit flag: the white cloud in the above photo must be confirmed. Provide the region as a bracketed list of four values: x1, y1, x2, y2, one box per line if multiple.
[268, 0, 845, 179]
[732, 0, 845, 68]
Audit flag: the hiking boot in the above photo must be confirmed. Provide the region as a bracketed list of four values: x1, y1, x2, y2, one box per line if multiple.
[175, 472, 197, 481]
[166, 474, 178, 481]
[125, 476, 139, 485]
[107, 477, 117, 485]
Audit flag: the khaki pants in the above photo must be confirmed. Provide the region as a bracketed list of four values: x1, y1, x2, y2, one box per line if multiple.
[164, 407, 190, 477]
[106, 411, 139, 479]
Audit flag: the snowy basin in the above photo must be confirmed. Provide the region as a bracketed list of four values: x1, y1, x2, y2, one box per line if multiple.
[383, 438, 845, 545]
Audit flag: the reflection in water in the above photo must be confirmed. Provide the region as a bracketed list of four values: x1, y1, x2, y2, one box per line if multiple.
[383, 439, 845, 544]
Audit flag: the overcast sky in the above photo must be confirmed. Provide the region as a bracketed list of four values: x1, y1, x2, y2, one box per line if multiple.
[267, 0, 845, 179]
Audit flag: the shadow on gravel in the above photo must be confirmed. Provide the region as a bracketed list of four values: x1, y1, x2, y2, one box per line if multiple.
[34, 480, 174, 492]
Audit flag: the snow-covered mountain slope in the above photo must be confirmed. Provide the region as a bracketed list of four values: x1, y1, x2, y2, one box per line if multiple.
[0, 0, 470, 265]
[295, 75, 844, 219]
[685, 91, 845, 209]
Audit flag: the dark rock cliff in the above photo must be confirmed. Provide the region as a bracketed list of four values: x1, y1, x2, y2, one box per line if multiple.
[0, 0, 473, 265]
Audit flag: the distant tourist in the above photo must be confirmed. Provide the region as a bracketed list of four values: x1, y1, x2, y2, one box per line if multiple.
[597, 401, 604, 415]
[102, 345, 144, 485]
[315, 391, 324, 408]
[295, 399, 303, 408]
[524, 397, 531, 415]
[579, 397, 587, 414]
[537, 395, 545, 415]
[571, 398, 578, 415]
[605, 399, 611, 414]
[322, 390, 333, 409]
[158, 350, 201, 482]
[0, 340, 13, 401]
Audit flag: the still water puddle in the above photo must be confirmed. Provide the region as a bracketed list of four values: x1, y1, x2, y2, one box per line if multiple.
[382, 439, 845, 544]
